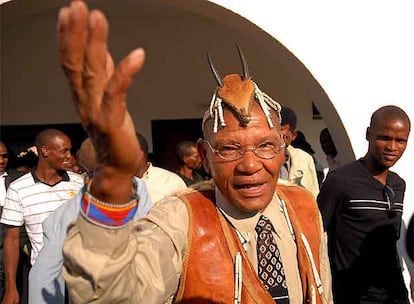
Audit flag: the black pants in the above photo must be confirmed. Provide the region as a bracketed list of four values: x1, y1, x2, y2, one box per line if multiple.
[333, 269, 409, 304]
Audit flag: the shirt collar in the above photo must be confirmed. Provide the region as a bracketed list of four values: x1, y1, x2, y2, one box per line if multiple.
[31, 168, 70, 185]
[141, 162, 152, 180]
[0, 171, 7, 178]
[215, 187, 281, 236]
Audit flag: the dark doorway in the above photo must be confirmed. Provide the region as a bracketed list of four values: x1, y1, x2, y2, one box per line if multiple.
[152, 118, 203, 172]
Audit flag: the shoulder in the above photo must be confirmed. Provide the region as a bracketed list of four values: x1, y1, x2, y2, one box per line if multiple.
[388, 170, 405, 184]
[148, 166, 187, 187]
[287, 146, 313, 161]
[288, 145, 310, 157]
[287, 146, 315, 165]
[145, 194, 189, 230]
[325, 160, 359, 181]
[387, 170, 406, 192]
[43, 194, 80, 232]
[277, 185, 321, 230]
[67, 171, 84, 184]
[6, 169, 25, 182]
[277, 184, 316, 205]
[8, 171, 34, 191]
[150, 181, 215, 217]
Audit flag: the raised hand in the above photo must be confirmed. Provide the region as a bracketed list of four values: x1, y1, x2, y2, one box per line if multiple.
[58, 1, 145, 202]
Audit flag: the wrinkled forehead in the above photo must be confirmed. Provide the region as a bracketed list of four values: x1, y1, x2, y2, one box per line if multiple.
[202, 102, 281, 140]
[202, 74, 281, 135]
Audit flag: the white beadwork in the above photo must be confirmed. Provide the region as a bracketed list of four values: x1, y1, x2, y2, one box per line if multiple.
[207, 81, 282, 133]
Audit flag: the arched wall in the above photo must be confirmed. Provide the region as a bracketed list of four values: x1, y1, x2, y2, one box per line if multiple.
[0, 0, 353, 170]
[1, 0, 413, 297]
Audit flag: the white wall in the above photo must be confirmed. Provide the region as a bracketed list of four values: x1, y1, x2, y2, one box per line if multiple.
[212, 0, 414, 297]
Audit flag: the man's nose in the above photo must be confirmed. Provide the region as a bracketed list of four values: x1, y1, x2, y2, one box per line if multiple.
[235, 150, 262, 173]
[386, 140, 397, 151]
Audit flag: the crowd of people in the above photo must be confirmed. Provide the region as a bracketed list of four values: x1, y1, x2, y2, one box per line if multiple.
[0, 1, 412, 303]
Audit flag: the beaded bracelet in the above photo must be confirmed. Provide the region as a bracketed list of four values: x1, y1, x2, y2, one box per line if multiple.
[81, 180, 138, 228]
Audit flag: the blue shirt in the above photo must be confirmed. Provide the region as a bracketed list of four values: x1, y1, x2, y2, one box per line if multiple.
[28, 177, 152, 304]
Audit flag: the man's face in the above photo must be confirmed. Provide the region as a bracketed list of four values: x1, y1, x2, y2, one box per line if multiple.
[366, 117, 410, 169]
[320, 130, 337, 157]
[280, 124, 295, 147]
[184, 146, 201, 170]
[43, 135, 73, 170]
[200, 104, 285, 213]
[0, 142, 9, 173]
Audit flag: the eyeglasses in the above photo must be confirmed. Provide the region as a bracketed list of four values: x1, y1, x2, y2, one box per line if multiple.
[0, 153, 9, 159]
[204, 138, 285, 161]
[383, 185, 395, 211]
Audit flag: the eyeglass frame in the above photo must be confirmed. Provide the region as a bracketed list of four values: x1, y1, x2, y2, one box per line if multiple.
[0, 153, 9, 159]
[203, 137, 286, 161]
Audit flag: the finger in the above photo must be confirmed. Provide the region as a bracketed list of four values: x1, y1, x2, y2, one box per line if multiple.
[105, 52, 115, 82]
[57, 7, 70, 64]
[84, 10, 108, 85]
[105, 48, 145, 104]
[61, 1, 89, 89]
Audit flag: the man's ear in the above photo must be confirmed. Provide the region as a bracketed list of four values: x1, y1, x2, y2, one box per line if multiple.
[196, 139, 210, 174]
[41, 146, 48, 157]
[291, 129, 298, 142]
[366, 127, 371, 141]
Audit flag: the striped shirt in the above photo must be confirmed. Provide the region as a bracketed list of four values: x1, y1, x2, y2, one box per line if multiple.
[0, 170, 83, 264]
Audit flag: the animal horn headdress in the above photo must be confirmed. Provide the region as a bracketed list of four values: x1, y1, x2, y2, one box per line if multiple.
[203, 45, 282, 133]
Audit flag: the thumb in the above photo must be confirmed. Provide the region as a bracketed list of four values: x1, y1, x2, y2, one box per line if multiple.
[107, 48, 145, 95]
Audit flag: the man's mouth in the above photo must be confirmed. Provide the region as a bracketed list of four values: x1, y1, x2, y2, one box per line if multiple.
[383, 154, 398, 161]
[234, 183, 263, 189]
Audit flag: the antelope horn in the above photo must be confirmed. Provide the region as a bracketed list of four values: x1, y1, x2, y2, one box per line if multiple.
[207, 52, 223, 87]
[236, 43, 249, 80]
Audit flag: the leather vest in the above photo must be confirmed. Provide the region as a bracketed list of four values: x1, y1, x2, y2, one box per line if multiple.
[175, 185, 323, 304]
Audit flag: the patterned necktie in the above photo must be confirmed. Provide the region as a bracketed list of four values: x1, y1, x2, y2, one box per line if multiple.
[255, 215, 290, 304]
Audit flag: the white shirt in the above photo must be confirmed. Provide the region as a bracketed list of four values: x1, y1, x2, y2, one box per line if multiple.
[0, 170, 83, 264]
[141, 162, 187, 204]
[0, 171, 7, 207]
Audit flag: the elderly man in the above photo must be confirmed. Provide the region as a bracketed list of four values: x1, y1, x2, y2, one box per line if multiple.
[59, 2, 332, 303]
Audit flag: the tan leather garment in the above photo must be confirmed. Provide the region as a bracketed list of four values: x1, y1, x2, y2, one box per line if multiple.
[175, 185, 323, 304]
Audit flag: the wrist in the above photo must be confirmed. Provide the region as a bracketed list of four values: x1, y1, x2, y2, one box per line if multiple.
[90, 167, 135, 203]
[81, 178, 138, 228]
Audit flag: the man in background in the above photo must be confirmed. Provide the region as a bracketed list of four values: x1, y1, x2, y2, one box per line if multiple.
[0, 141, 25, 302]
[28, 138, 152, 304]
[319, 128, 342, 178]
[1, 129, 83, 304]
[279, 107, 319, 197]
[318, 106, 411, 303]
[136, 133, 187, 204]
[175, 140, 206, 186]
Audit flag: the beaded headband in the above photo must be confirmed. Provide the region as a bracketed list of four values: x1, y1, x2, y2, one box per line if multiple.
[202, 45, 282, 133]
